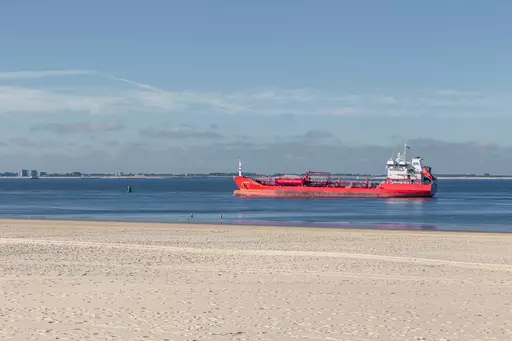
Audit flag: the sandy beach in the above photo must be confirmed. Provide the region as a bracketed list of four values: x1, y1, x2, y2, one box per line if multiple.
[1, 219, 511, 340]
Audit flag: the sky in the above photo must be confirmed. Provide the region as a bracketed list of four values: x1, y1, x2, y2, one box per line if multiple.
[0, 0, 511, 174]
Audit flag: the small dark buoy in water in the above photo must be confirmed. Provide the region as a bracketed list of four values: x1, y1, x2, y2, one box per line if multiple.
[127, 185, 132, 193]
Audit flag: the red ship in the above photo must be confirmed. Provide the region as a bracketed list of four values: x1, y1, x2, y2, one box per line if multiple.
[233, 143, 437, 198]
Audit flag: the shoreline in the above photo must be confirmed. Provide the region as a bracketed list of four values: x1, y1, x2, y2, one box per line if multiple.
[0, 217, 509, 235]
[2, 175, 512, 180]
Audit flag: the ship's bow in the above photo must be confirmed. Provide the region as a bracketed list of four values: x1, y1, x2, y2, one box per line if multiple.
[233, 176, 264, 196]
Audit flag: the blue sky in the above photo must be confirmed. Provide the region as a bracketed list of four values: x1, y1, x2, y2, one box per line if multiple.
[0, 1, 511, 174]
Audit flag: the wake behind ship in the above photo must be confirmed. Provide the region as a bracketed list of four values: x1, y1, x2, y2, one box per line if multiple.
[233, 143, 437, 198]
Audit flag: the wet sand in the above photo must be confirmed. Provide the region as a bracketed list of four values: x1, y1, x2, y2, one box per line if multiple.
[1, 219, 512, 340]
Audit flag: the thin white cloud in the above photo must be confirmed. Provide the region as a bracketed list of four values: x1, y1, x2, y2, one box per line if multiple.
[105, 76, 251, 113]
[0, 70, 506, 117]
[434, 89, 482, 97]
[229, 88, 318, 103]
[31, 121, 126, 134]
[0, 69, 97, 80]
[0, 86, 124, 115]
[321, 107, 366, 116]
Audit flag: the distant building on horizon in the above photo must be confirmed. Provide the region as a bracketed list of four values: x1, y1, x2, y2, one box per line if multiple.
[16, 169, 44, 178]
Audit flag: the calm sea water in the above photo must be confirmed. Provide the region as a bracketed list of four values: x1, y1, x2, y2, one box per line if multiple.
[0, 177, 511, 233]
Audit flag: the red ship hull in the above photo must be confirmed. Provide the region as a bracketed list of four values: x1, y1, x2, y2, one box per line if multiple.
[233, 176, 437, 198]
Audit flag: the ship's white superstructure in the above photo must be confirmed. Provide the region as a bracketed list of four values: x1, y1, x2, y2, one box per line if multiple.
[386, 143, 434, 184]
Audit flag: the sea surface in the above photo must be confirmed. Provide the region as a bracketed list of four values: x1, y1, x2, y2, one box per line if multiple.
[0, 177, 511, 233]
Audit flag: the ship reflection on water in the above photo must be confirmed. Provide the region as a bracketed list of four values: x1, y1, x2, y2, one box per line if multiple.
[232, 194, 439, 231]
[384, 197, 435, 203]
[360, 223, 437, 231]
[230, 219, 438, 231]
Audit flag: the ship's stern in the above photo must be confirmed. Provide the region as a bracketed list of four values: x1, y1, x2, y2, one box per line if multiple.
[430, 180, 438, 197]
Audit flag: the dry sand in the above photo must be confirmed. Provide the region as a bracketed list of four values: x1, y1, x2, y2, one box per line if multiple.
[1, 219, 512, 341]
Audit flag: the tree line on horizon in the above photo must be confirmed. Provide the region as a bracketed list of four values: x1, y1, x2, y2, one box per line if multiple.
[0, 171, 505, 178]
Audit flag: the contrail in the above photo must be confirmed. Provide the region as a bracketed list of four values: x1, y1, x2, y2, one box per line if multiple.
[104, 75, 165, 92]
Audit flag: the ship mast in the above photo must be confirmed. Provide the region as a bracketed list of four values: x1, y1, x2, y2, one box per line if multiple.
[403, 142, 409, 161]
[238, 158, 242, 177]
